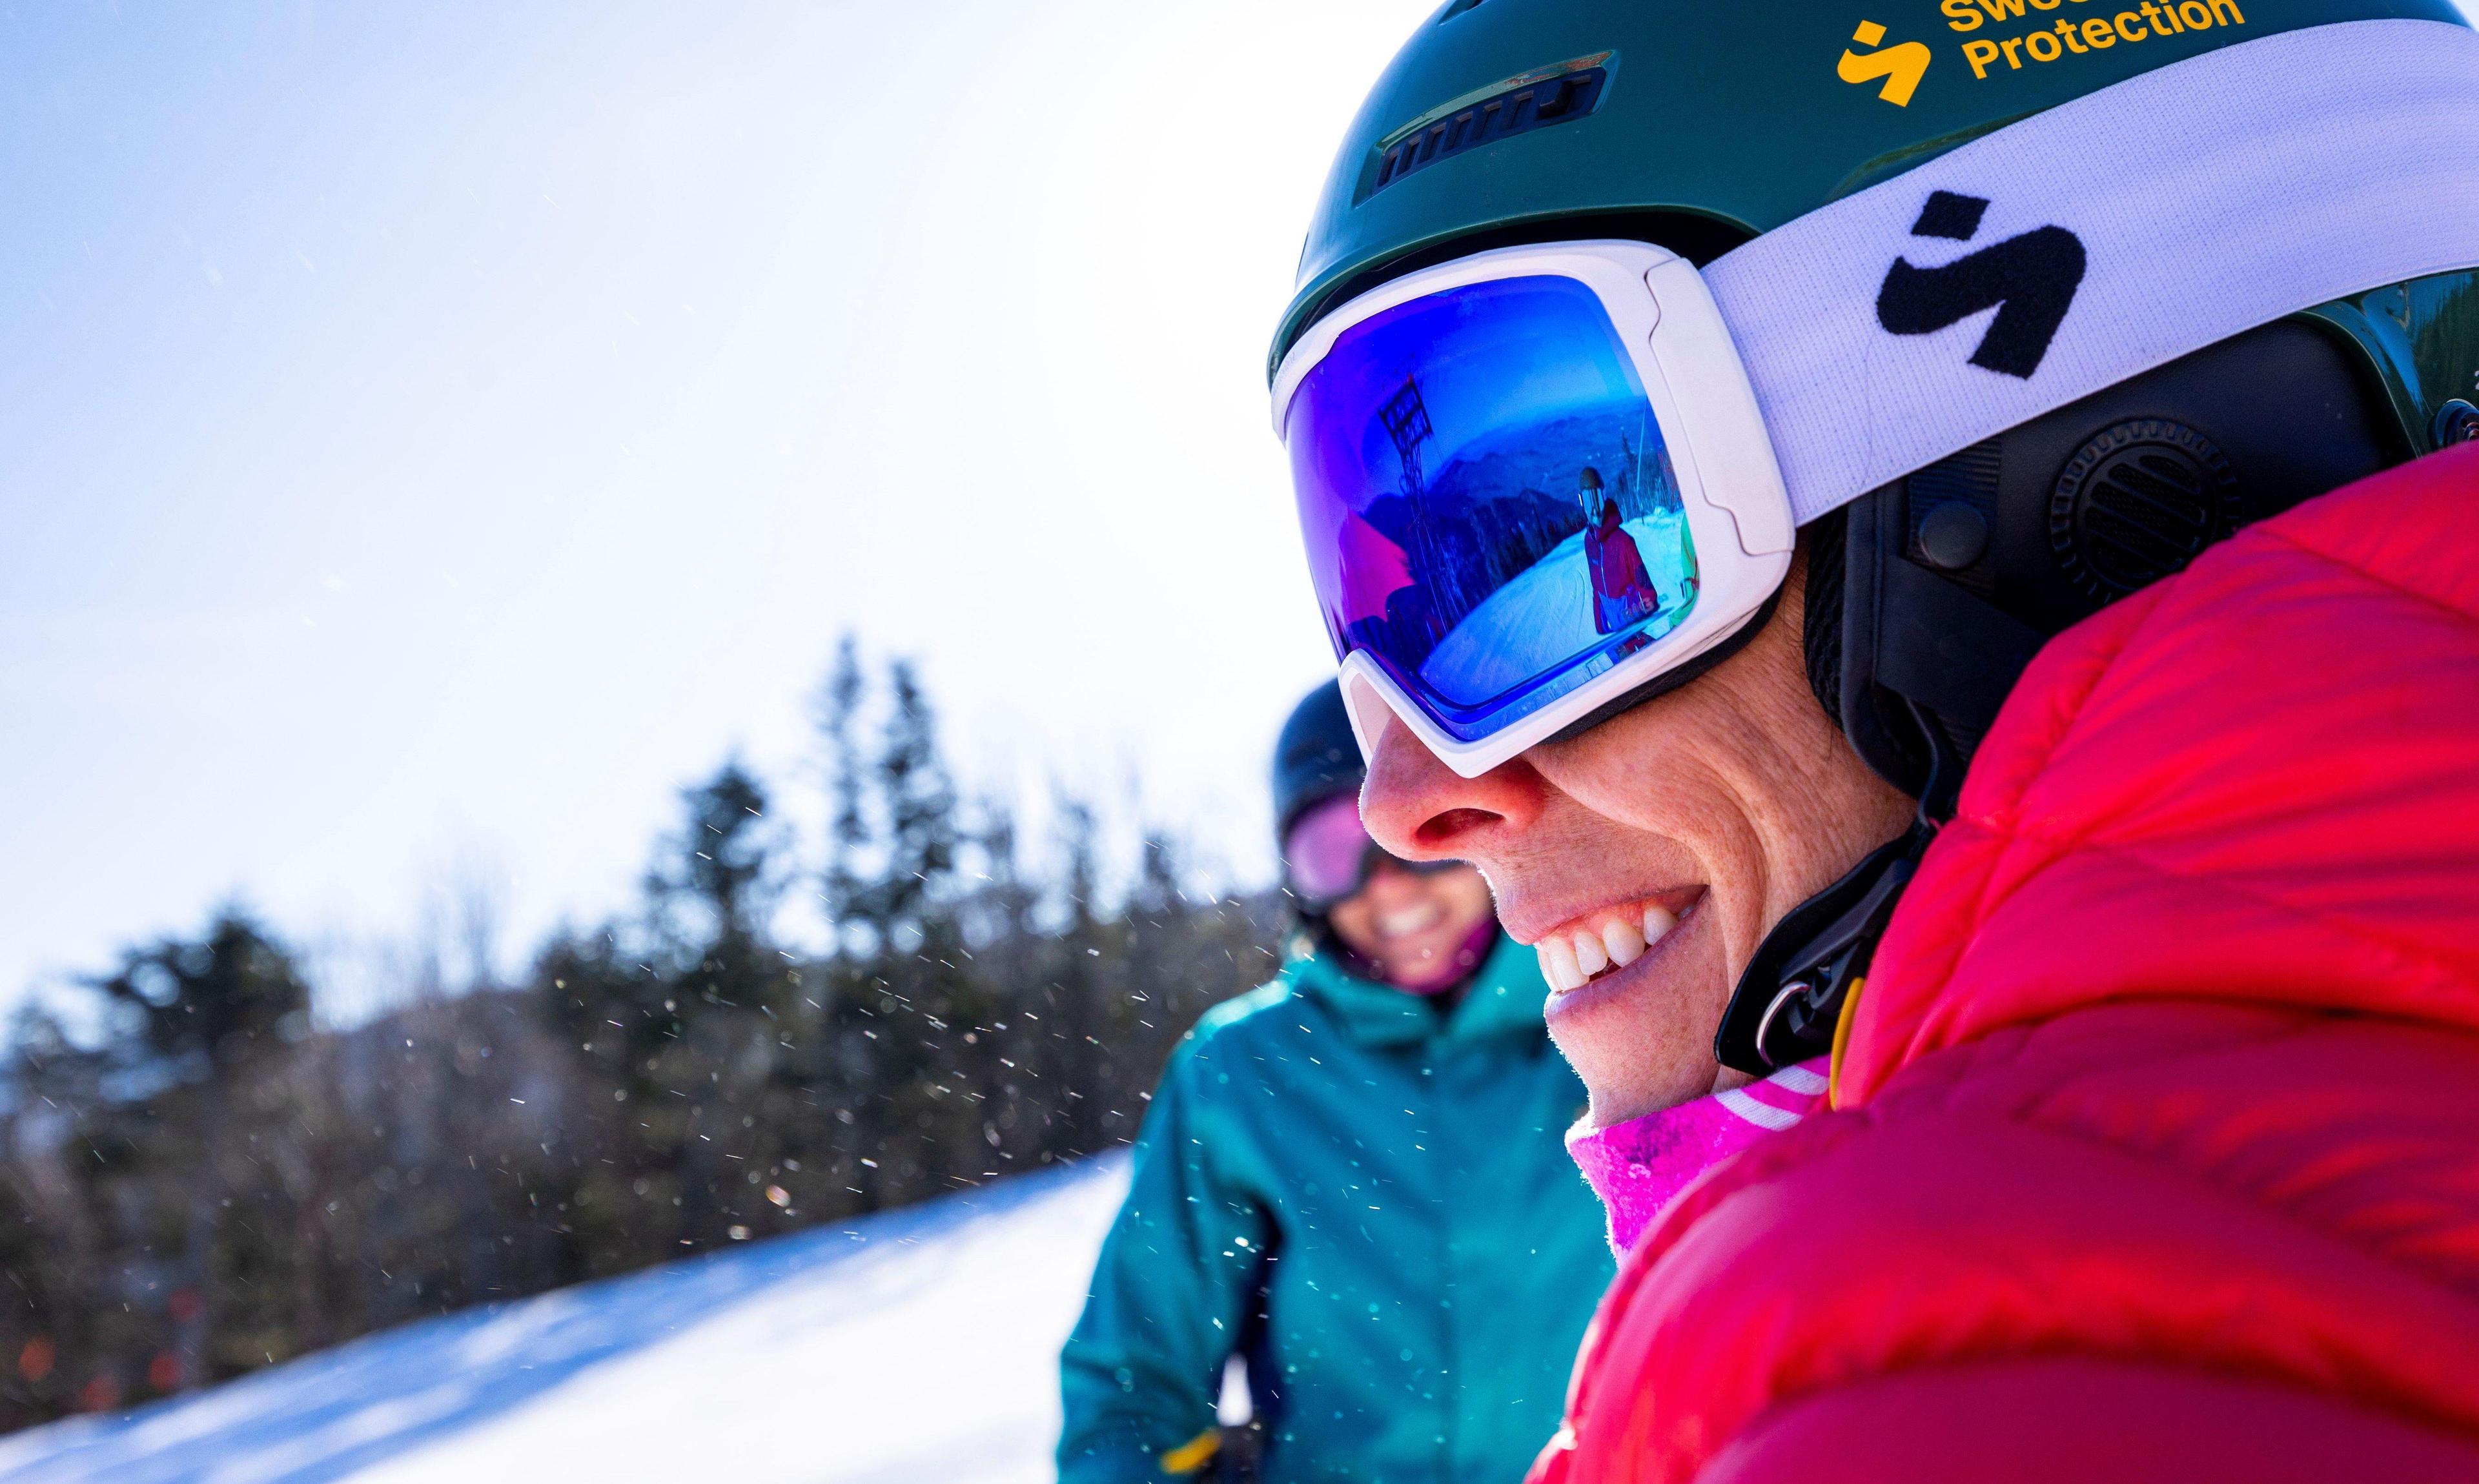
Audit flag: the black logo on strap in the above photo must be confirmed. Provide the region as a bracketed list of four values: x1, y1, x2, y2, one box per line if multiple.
[1876, 190, 2085, 379]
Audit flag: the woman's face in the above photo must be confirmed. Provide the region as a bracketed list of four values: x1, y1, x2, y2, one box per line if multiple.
[1356, 553, 1913, 1126]
[1325, 859, 1498, 992]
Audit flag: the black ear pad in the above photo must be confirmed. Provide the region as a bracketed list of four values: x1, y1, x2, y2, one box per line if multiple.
[1825, 317, 2402, 802]
[1805, 504, 1937, 791]
[1801, 508, 1845, 721]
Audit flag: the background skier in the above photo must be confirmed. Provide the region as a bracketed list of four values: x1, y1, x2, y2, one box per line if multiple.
[1057, 680, 1610, 1483]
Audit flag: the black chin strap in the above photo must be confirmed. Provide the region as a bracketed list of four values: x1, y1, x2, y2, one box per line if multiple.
[1712, 705, 1959, 1077]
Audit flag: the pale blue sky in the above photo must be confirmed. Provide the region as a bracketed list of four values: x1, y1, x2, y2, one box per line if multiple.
[0, 1, 1436, 1014]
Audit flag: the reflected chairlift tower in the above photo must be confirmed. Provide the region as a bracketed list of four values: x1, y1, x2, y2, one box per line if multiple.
[1378, 374, 1457, 623]
[1378, 374, 1434, 501]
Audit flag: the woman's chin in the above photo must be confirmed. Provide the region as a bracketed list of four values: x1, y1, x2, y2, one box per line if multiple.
[1542, 908, 1727, 1128]
[1383, 955, 1458, 993]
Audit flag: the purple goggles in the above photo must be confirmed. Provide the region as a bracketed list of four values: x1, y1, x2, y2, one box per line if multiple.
[1281, 793, 1457, 912]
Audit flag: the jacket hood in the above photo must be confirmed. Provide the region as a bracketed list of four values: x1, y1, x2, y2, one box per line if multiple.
[1524, 445, 2479, 1484]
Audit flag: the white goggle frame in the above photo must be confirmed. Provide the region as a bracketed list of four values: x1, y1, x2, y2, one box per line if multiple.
[1270, 239, 1794, 779]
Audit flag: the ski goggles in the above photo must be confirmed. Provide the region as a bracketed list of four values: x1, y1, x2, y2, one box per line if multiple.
[1281, 792, 1459, 913]
[1270, 21, 2479, 779]
[1272, 240, 1791, 778]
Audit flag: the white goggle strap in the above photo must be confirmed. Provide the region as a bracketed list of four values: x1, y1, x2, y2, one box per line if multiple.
[1706, 17, 2479, 527]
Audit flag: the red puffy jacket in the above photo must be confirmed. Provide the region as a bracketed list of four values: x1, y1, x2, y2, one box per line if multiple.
[1533, 446, 2479, 1483]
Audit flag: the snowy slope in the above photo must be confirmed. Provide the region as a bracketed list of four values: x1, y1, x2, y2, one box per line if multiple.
[1420, 512, 1694, 701]
[0, 1157, 1127, 1484]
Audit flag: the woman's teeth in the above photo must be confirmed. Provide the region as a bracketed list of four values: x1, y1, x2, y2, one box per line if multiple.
[1537, 903, 1680, 994]
[1377, 902, 1444, 937]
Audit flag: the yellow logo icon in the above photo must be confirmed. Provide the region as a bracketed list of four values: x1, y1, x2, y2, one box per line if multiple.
[1839, 20, 1932, 106]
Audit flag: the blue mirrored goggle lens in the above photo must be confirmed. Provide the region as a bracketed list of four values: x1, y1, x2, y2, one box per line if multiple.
[1284, 276, 1702, 744]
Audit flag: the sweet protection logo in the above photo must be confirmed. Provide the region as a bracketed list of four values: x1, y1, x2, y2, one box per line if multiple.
[1838, 19, 1933, 104]
[1842, 3, 2254, 97]
[1875, 190, 2087, 377]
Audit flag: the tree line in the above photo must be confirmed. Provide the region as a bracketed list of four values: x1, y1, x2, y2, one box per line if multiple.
[0, 643, 1283, 1432]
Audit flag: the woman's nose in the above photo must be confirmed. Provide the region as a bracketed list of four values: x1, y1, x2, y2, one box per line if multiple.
[1359, 714, 1547, 864]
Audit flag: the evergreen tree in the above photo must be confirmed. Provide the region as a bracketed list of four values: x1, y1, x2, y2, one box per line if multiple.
[0, 650, 1283, 1435]
[97, 913, 309, 1390]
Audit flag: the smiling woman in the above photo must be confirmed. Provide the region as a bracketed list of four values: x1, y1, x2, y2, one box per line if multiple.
[1278, 1, 2479, 1480]
[1361, 550, 1912, 1126]
[1323, 851, 1498, 990]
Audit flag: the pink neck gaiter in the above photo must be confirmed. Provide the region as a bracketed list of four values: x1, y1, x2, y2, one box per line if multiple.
[1565, 1058, 1831, 1254]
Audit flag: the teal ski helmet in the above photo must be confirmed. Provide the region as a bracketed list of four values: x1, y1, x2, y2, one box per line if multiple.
[1274, 679, 1362, 842]
[1273, 0, 2473, 405]
[1273, 0, 2479, 802]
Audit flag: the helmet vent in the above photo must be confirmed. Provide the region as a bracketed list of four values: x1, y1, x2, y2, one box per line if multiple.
[1366, 65, 1609, 199]
[2048, 419, 2238, 601]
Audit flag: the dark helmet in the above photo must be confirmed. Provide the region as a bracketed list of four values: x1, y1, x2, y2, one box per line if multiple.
[1272, 680, 1363, 842]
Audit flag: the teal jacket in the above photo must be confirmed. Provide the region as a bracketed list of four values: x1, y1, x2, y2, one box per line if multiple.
[1057, 933, 1614, 1484]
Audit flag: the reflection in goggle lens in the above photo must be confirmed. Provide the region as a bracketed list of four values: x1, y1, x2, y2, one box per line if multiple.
[1285, 276, 1702, 743]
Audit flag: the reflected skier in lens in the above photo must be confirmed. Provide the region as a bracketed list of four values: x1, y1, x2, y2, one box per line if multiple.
[1577, 467, 1658, 635]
